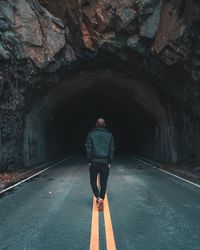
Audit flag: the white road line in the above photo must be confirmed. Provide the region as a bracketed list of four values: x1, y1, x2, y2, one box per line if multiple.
[128, 154, 200, 189]
[158, 168, 200, 188]
[0, 155, 73, 194]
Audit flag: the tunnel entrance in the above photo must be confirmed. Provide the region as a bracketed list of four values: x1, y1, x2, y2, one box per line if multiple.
[23, 70, 177, 167]
[0, 0, 199, 171]
[45, 83, 155, 159]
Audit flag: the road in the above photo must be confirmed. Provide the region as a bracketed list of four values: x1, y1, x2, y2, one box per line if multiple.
[0, 155, 200, 250]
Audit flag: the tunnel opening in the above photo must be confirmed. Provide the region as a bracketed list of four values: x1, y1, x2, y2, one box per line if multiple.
[45, 84, 156, 159]
[23, 70, 177, 167]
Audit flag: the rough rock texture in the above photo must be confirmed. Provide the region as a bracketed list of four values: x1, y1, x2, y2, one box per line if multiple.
[0, 0, 200, 169]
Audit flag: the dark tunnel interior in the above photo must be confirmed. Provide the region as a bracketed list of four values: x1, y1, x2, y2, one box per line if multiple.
[44, 81, 157, 160]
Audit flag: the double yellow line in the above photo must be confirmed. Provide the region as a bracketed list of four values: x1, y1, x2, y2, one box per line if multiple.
[90, 177, 116, 250]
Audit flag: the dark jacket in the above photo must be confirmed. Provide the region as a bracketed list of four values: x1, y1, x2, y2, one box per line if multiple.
[86, 127, 115, 164]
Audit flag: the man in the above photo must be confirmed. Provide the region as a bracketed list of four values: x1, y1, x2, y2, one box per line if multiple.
[86, 118, 115, 211]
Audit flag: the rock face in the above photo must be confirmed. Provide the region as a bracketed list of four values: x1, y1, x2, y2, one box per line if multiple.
[0, 0, 200, 169]
[0, 0, 65, 67]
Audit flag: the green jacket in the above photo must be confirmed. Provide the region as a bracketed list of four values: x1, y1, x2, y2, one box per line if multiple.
[86, 127, 115, 164]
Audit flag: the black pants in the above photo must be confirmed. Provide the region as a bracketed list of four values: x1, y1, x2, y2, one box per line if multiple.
[89, 163, 110, 199]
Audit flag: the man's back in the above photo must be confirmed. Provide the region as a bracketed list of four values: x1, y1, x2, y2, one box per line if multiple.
[86, 118, 115, 210]
[86, 127, 115, 164]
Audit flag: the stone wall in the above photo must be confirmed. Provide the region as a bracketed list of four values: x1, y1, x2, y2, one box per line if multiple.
[0, 0, 200, 169]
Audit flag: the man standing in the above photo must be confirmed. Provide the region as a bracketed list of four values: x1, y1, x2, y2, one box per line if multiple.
[86, 118, 115, 211]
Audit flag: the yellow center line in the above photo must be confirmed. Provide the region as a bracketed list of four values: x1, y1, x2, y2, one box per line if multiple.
[104, 193, 116, 250]
[90, 196, 99, 250]
[90, 175, 116, 250]
[90, 175, 100, 250]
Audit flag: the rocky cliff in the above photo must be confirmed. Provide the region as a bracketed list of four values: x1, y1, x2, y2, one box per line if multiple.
[0, 0, 200, 169]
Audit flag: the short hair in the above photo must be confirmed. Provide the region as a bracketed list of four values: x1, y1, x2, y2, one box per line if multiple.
[96, 118, 105, 127]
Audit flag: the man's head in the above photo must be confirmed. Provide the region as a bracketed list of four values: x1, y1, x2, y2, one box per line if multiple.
[96, 118, 106, 128]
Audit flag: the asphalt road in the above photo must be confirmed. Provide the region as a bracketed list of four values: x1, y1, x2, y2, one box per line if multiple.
[0, 155, 200, 250]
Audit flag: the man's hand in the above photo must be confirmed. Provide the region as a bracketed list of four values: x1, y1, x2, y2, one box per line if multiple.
[89, 162, 92, 166]
[108, 163, 111, 168]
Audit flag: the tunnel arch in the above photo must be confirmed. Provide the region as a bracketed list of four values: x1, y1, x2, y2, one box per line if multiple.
[23, 69, 177, 167]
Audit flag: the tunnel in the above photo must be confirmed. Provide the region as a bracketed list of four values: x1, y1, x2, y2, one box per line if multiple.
[0, 0, 199, 170]
[23, 70, 177, 167]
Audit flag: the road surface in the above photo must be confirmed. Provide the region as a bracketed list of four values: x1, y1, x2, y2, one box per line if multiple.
[0, 155, 200, 250]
